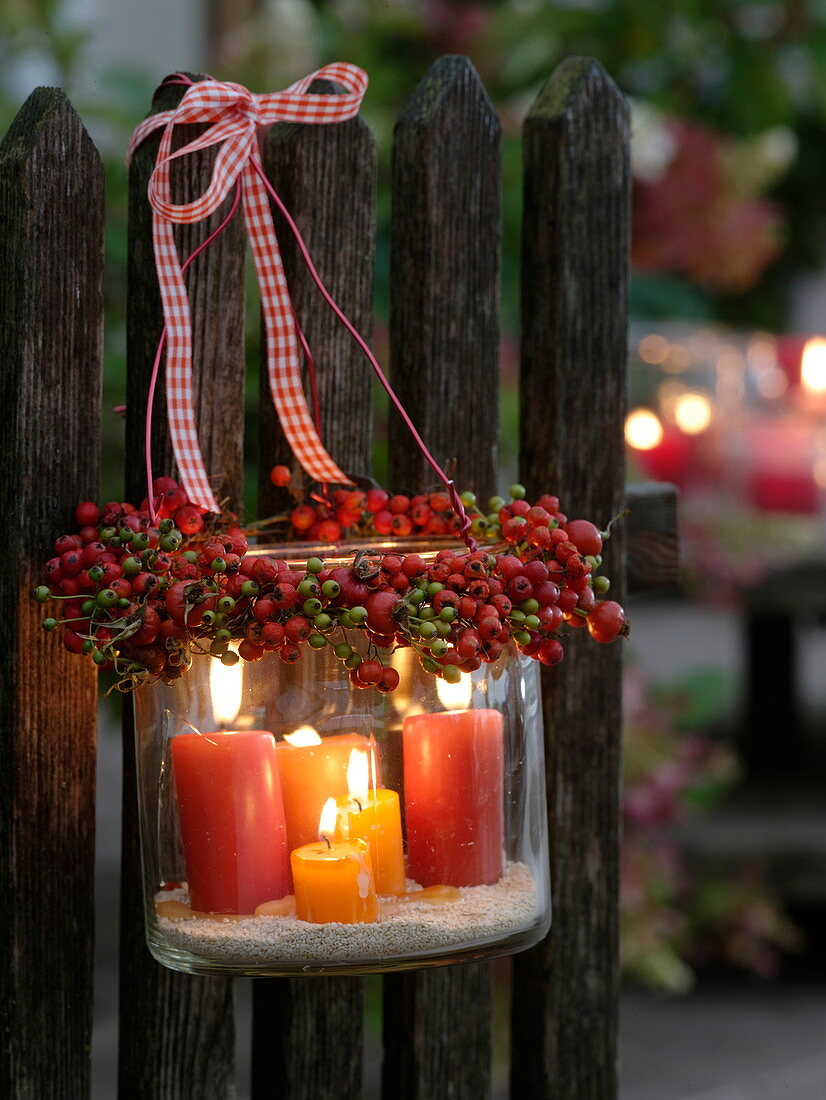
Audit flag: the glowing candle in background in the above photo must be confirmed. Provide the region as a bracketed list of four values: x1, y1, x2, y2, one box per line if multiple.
[291, 798, 378, 924]
[403, 675, 504, 887]
[171, 657, 290, 913]
[335, 749, 406, 897]
[276, 728, 377, 856]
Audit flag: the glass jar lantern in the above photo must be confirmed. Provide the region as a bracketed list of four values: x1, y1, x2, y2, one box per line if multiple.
[133, 546, 552, 976]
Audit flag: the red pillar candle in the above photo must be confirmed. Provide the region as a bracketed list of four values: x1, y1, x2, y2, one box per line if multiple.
[402, 709, 504, 887]
[171, 730, 290, 914]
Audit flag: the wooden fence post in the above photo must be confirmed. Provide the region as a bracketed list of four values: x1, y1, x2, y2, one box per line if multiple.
[513, 57, 630, 1099]
[251, 84, 376, 1100]
[382, 55, 501, 1100]
[120, 74, 246, 1099]
[0, 88, 104, 1097]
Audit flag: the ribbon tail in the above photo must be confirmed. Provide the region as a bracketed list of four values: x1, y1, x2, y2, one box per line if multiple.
[153, 213, 220, 513]
[242, 160, 353, 487]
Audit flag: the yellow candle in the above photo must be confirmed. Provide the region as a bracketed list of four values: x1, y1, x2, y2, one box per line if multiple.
[291, 799, 379, 924]
[335, 750, 406, 897]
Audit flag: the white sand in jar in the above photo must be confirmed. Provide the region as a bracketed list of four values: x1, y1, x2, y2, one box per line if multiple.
[155, 861, 538, 964]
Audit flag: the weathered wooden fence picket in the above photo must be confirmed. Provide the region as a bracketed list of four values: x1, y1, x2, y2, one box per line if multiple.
[1, 53, 678, 1099]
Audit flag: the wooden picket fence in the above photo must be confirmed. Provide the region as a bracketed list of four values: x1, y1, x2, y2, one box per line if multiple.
[0, 54, 677, 1098]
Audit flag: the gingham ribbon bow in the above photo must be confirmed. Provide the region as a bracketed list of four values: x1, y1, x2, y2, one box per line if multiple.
[126, 64, 368, 511]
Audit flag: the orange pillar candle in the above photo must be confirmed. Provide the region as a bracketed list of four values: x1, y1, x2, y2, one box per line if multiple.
[335, 749, 406, 896]
[171, 730, 290, 913]
[291, 799, 379, 924]
[403, 708, 504, 887]
[276, 729, 377, 854]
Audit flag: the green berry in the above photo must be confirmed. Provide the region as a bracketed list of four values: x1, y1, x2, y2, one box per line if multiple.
[87, 566, 104, 583]
[510, 609, 526, 623]
[408, 589, 425, 607]
[159, 532, 182, 553]
[215, 628, 231, 644]
[99, 526, 116, 543]
[297, 577, 319, 598]
[435, 620, 452, 638]
[308, 634, 327, 649]
[92, 649, 109, 666]
[131, 532, 151, 551]
[470, 517, 487, 537]
[314, 613, 332, 632]
[418, 621, 437, 639]
[524, 615, 541, 631]
[345, 653, 362, 670]
[593, 575, 610, 595]
[201, 610, 217, 625]
[241, 580, 259, 598]
[218, 596, 236, 613]
[306, 557, 324, 575]
[430, 638, 449, 657]
[183, 551, 199, 564]
[427, 581, 444, 596]
[122, 556, 142, 576]
[442, 664, 462, 684]
[514, 630, 532, 646]
[96, 589, 118, 608]
[81, 639, 94, 655]
[210, 640, 228, 657]
[419, 606, 437, 621]
[509, 483, 526, 500]
[439, 607, 456, 622]
[158, 518, 174, 534]
[211, 557, 227, 573]
[339, 612, 355, 629]
[519, 598, 540, 615]
[349, 606, 368, 625]
[81, 599, 96, 615]
[117, 598, 130, 609]
[33, 585, 52, 603]
[303, 598, 323, 617]
[322, 579, 340, 599]
[420, 656, 440, 674]
[488, 496, 506, 512]
[334, 642, 352, 660]
[221, 651, 240, 667]
[42, 618, 58, 632]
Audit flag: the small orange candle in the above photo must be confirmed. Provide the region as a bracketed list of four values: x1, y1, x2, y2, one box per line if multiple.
[335, 749, 406, 896]
[276, 728, 377, 855]
[291, 799, 379, 924]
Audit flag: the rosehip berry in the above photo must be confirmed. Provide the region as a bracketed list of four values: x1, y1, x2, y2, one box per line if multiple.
[390, 514, 413, 537]
[373, 510, 394, 535]
[290, 505, 316, 532]
[238, 640, 265, 662]
[174, 505, 203, 536]
[279, 644, 301, 664]
[284, 615, 311, 644]
[388, 495, 411, 514]
[586, 601, 627, 644]
[366, 488, 390, 514]
[565, 519, 603, 557]
[538, 639, 564, 666]
[270, 465, 292, 487]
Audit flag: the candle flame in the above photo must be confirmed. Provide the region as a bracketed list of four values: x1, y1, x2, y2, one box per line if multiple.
[436, 672, 473, 711]
[801, 337, 826, 395]
[347, 749, 370, 803]
[283, 725, 322, 747]
[318, 797, 337, 842]
[209, 646, 242, 726]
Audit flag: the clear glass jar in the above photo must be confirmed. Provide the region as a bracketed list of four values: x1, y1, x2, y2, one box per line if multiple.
[133, 543, 551, 976]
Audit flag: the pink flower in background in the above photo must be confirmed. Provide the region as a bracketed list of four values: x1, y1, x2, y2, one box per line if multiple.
[632, 118, 786, 293]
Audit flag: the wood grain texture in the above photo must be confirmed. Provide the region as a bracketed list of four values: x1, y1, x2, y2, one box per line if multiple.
[0, 87, 103, 1099]
[382, 56, 500, 1100]
[625, 482, 679, 593]
[258, 79, 376, 517]
[252, 83, 375, 1100]
[119, 73, 245, 1099]
[513, 57, 630, 1100]
[387, 55, 501, 503]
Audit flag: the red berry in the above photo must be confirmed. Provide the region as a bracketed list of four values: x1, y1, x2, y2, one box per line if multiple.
[291, 505, 316, 533]
[55, 535, 82, 556]
[564, 520, 603, 557]
[389, 495, 411, 514]
[261, 622, 285, 647]
[279, 643, 301, 664]
[74, 501, 100, 527]
[284, 615, 311, 644]
[556, 588, 578, 614]
[373, 510, 394, 535]
[358, 659, 383, 686]
[538, 639, 564, 666]
[379, 667, 400, 693]
[174, 505, 203, 536]
[365, 590, 403, 635]
[402, 554, 427, 578]
[586, 601, 626, 644]
[366, 488, 390, 514]
[239, 640, 265, 662]
[391, 514, 413, 537]
[428, 492, 450, 512]
[508, 576, 533, 601]
[253, 599, 276, 622]
[269, 465, 292, 487]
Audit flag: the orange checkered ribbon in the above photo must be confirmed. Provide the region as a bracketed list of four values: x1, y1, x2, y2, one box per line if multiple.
[126, 65, 367, 512]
